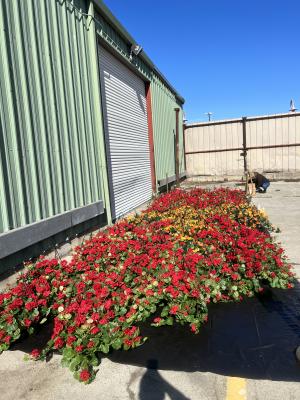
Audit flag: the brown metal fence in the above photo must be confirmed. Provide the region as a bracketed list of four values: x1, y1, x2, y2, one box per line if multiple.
[184, 112, 300, 179]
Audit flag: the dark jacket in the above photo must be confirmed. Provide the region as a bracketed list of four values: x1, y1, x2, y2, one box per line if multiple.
[250, 172, 269, 188]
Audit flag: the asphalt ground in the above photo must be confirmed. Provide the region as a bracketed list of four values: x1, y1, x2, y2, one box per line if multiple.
[0, 181, 299, 400]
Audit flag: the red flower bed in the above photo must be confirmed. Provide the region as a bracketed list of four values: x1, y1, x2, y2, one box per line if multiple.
[0, 188, 294, 383]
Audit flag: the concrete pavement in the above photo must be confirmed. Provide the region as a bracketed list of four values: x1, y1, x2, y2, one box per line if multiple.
[252, 182, 300, 276]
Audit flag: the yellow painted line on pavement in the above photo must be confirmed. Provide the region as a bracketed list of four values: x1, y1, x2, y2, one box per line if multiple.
[226, 377, 247, 400]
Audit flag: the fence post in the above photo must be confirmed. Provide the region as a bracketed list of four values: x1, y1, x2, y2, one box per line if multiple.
[242, 117, 248, 173]
[242, 117, 248, 193]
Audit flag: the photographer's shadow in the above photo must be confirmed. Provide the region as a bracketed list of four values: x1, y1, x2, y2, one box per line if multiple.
[139, 359, 189, 400]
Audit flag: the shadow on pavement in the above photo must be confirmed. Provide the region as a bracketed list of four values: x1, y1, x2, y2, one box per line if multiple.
[138, 359, 189, 400]
[11, 320, 54, 358]
[10, 283, 300, 383]
[108, 283, 300, 382]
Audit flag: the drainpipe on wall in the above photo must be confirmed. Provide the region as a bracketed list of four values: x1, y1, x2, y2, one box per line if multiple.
[174, 108, 180, 186]
[145, 83, 157, 194]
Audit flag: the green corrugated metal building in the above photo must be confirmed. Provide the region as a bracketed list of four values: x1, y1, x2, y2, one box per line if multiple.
[0, 0, 185, 269]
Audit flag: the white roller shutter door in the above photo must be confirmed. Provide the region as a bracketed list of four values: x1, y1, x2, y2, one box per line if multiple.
[98, 46, 152, 219]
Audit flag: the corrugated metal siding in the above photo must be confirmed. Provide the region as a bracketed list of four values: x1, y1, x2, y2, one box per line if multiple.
[98, 46, 152, 218]
[0, 0, 185, 236]
[0, 0, 104, 234]
[151, 75, 185, 182]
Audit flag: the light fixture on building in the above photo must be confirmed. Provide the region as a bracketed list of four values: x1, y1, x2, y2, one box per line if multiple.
[130, 44, 143, 61]
[289, 99, 297, 112]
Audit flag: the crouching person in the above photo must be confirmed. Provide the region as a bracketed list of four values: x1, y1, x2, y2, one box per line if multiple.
[249, 171, 270, 193]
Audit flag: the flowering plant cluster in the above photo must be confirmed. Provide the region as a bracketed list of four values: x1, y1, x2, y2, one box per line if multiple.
[0, 188, 294, 383]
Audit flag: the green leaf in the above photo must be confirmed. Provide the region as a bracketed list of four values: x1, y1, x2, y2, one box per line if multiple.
[63, 347, 76, 360]
[80, 358, 89, 370]
[270, 277, 279, 288]
[111, 338, 122, 350]
[99, 343, 110, 354]
[150, 305, 157, 313]
[69, 355, 82, 372]
[32, 308, 39, 317]
[28, 327, 35, 335]
[73, 371, 80, 381]
[90, 355, 100, 367]
[160, 307, 169, 317]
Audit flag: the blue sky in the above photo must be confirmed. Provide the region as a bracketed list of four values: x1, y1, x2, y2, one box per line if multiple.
[103, 0, 300, 122]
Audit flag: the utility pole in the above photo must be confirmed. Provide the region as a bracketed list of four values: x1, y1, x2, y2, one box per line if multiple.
[289, 99, 297, 113]
[205, 112, 213, 121]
